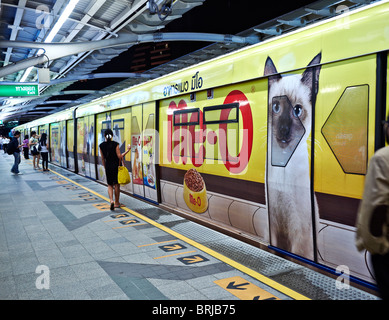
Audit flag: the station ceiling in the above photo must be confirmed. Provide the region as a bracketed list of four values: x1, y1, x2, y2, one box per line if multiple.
[0, 0, 380, 125]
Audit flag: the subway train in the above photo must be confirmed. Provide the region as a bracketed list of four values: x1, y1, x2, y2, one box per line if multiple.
[16, 1, 389, 287]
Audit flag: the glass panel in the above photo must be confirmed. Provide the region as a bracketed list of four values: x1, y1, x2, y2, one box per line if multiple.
[131, 115, 143, 185]
[173, 108, 199, 126]
[270, 95, 306, 167]
[321, 85, 369, 175]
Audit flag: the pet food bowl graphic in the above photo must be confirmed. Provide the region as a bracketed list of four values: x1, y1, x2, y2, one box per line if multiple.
[183, 168, 208, 213]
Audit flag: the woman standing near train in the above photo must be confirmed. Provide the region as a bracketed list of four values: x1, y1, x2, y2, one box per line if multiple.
[99, 129, 130, 210]
[39, 133, 49, 171]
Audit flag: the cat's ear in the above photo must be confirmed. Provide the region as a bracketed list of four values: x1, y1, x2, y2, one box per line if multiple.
[301, 52, 322, 94]
[264, 56, 281, 85]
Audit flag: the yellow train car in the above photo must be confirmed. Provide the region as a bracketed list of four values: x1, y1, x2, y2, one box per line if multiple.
[16, 0, 389, 287]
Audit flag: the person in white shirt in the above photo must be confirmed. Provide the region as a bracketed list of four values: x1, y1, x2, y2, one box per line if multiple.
[29, 131, 41, 169]
[39, 133, 49, 171]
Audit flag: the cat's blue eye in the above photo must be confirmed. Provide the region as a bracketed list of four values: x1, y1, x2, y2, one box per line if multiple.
[293, 104, 303, 118]
[272, 102, 280, 114]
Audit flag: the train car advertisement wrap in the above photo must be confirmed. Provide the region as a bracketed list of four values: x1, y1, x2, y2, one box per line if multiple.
[159, 81, 268, 242]
[159, 52, 376, 283]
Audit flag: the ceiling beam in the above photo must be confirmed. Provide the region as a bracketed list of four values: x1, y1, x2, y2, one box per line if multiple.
[3, 0, 27, 67]
[0, 32, 259, 78]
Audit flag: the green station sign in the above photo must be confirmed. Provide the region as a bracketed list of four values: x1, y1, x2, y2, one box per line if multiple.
[0, 84, 39, 97]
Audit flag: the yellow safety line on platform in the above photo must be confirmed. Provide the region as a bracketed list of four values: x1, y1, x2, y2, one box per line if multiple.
[49, 168, 311, 300]
[113, 223, 147, 229]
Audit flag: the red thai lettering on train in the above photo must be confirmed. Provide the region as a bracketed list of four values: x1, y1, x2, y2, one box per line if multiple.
[219, 90, 253, 174]
[166, 90, 253, 174]
[189, 114, 205, 168]
[167, 100, 178, 163]
[167, 100, 205, 167]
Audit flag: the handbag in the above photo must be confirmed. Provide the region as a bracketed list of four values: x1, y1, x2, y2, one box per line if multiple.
[31, 145, 38, 155]
[118, 159, 131, 185]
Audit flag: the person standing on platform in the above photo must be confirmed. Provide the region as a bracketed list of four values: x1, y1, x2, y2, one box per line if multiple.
[39, 133, 49, 171]
[29, 131, 40, 169]
[356, 115, 389, 300]
[99, 129, 130, 210]
[9, 130, 23, 175]
[22, 134, 29, 160]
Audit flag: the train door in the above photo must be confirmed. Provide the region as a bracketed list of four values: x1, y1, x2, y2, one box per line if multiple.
[265, 54, 321, 261]
[131, 102, 158, 203]
[59, 120, 67, 168]
[67, 119, 75, 171]
[314, 54, 376, 281]
[77, 115, 95, 179]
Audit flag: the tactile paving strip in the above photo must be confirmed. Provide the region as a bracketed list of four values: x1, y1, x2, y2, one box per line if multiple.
[163, 217, 379, 300]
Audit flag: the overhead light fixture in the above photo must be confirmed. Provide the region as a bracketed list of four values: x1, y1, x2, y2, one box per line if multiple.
[45, 0, 80, 43]
[19, 66, 34, 82]
[20, 0, 80, 82]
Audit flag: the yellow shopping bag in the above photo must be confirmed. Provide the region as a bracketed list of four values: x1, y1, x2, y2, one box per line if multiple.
[118, 164, 131, 185]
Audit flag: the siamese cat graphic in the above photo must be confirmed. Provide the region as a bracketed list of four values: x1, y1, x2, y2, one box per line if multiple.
[264, 53, 321, 260]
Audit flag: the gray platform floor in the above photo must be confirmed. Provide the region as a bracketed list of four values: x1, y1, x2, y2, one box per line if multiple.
[0, 152, 380, 300]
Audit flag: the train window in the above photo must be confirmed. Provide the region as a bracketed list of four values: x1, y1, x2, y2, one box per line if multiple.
[172, 108, 200, 160]
[173, 108, 200, 126]
[203, 103, 240, 161]
[203, 103, 239, 125]
[113, 119, 124, 130]
[112, 119, 125, 145]
[321, 85, 369, 175]
[102, 120, 111, 130]
[270, 95, 306, 167]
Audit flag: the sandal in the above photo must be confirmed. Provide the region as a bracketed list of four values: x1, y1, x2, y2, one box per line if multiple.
[110, 202, 114, 211]
[114, 203, 125, 208]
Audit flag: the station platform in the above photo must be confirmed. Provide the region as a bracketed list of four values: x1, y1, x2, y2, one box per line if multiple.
[0, 153, 380, 302]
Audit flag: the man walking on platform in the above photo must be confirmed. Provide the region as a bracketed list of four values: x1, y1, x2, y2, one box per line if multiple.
[9, 130, 23, 175]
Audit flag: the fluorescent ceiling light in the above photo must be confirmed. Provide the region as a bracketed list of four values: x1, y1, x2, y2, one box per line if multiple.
[20, 0, 80, 82]
[20, 66, 34, 82]
[45, 0, 80, 43]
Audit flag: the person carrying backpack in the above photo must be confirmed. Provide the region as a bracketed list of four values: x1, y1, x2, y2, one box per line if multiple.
[9, 131, 23, 175]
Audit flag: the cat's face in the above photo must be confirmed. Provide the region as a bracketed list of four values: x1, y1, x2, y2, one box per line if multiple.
[264, 54, 321, 150]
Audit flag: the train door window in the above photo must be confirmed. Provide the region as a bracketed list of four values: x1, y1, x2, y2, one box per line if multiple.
[270, 95, 306, 167]
[112, 119, 124, 146]
[173, 108, 199, 126]
[131, 115, 143, 185]
[203, 103, 239, 161]
[321, 85, 369, 175]
[172, 108, 200, 160]
[67, 119, 75, 172]
[100, 120, 111, 139]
